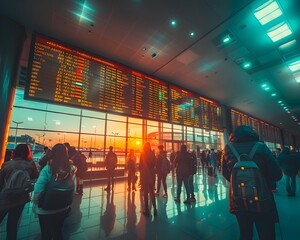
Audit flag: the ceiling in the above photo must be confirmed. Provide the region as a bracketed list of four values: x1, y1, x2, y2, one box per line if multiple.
[1, 0, 300, 135]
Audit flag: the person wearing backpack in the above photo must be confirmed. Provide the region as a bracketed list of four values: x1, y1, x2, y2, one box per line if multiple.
[104, 146, 118, 191]
[0, 144, 39, 240]
[221, 125, 282, 240]
[33, 143, 76, 240]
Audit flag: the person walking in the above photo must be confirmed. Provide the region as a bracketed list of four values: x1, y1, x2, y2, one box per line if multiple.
[0, 144, 39, 240]
[139, 142, 157, 216]
[277, 147, 298, 196]
[104, 146, 118, 191]
[174, 145, 193, 204]
[221, 125, 282, 240]
[33, 143, 76, 240]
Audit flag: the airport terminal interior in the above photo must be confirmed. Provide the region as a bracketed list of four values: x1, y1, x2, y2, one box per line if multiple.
[1, 0, 300, 239]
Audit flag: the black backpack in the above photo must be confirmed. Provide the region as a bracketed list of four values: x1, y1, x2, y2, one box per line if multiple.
[0, 169, 33, 197]
[228, 142, 271, 213]
[38, 172, 75, 210]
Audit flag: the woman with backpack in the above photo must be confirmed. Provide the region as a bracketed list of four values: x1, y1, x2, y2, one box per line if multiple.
[33, 143, 76, 240]
[0, 144, 39, 240]
[221, 125, 282, 240]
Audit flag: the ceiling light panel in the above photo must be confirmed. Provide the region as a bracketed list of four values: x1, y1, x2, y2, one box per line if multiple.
[254, 1, 283, 25]
[288, 60, 300, 72]
[267, 22, 292, 42]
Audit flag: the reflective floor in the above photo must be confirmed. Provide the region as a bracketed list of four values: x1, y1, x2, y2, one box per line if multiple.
[1, 169, 300, 240]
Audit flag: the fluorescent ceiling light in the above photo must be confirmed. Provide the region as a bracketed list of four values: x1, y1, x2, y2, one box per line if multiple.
[296, 77, 300, 83]
[267, 22, 292, 42]
[288, 60, 300, 72]
[254, 0, 282, 25]
[279, 39, 296, 49]
[271, 93, 276, 96]
[243, 62, 251, 69]
[222, 35, 231, 43]
[278, 100, 282, 103]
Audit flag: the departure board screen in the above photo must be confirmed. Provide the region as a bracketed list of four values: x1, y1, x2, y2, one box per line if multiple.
[170, 86, 201, 127]
[25, 35, 169, 121]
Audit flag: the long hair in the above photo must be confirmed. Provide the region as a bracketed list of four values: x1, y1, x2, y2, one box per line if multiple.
[50, 143, 70, 175]
[13, 144, 32, 161]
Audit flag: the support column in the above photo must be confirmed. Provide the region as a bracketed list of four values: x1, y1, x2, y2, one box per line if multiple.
[222, 105, 233, 145]
[0, 16, 26, 166]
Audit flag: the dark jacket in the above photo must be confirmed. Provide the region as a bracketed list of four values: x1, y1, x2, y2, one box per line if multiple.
[0, 158, 39, 208]
[139, 150, 156, 185]
[221, 125, 282, 220]
[174, 151, 193, 177]
[277, 147, 298, 176]
[105, 151, 117, 171]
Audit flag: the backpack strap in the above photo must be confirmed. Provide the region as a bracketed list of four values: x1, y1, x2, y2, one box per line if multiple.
[227, 142, 260, 162]
[227, 143, 240, 161]
[248, 142, 260, 160]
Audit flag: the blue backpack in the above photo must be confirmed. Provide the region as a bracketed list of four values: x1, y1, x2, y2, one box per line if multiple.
[228, 142, 271, 213]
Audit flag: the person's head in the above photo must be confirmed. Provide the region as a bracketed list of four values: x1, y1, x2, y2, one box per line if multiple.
[143, 142, 151, 152]
[109, 146, 113, 151]
[50, 143, 70, 174]
[129, 149, 134, 155]
[230, 125, 259, 143]
[276, 148, 281, 152]
[180, 145, 187, 153]
[211, 148, 214, 152]
[12, 144, 32, 161]
[44, 146, 49, 153]
[158, 145, 164, 152]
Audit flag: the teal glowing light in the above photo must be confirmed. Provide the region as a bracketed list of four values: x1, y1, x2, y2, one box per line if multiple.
[243, 62, 251, 69]
[222, 35, 231, 43]
[262, 84, 267, 87]
[278, 100, 282, 103]
[264, 87, 270, 90]
[158, 91, 162, 101]
[171, 20, 176, 26]
[190, 32, 195, 37]
[271, 93, 276, 96]
[288, 60, 300, 72]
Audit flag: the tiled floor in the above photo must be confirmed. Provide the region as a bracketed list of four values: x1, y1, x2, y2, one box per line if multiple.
[1, 169, 300, 240]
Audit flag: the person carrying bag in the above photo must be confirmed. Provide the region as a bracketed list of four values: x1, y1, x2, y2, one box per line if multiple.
[33, 143, 76, 240]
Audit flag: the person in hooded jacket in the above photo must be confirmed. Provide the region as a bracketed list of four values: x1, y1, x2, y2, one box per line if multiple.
[277, 147, 298, 196]
[0, 144, 39, 240]
[221, 125, 282, 240]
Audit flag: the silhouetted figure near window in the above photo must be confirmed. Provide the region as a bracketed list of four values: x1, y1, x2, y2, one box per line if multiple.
[155, 145, 169, 197]
[139, 142, 157, 216]
[126, 149, 137, 191]
[104, 146, 117, 191]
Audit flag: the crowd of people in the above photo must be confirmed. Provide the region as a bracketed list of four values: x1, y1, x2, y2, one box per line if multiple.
[1, 125, 300, 239]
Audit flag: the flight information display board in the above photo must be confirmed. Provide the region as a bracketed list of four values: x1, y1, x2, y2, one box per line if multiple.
[170, 86, 201, 127]
[25, 35, 169, 121]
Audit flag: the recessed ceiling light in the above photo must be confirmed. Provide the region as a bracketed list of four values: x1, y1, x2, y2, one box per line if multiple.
[254, 0, 283, 25]
[278, 100, 282, 103]
[279, 39, 296, 49]
[190, 32, 195, 37]
[262, 84, 267, 87]
[264, 87, 270, 90]
[27, 117, 33, 121]
[288, 60, 300, 72]
[222, 35, 231, 43]
[271, 93, 276, 96]
[171, 20, 176, 26]
[243, 62, 252, 69]
[280, 103, 284, 106]
[267, 22, 293, 42]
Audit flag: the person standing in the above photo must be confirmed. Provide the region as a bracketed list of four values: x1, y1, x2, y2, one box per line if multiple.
[209, 149, 217, 176]
[221, 125, 282, 240]
[0, 144, 39, 240]
[170, 149, 176, 177]
[277, 147, 298, 196]
[189, 151, 197, 202]
[126, 149, 137, 191]
[174, 145, 193, 204]
[139, 142, 157, 216]
[104, 146, 118, 191]
[155, 146, 169, 197]
[33, 143, 76, 240]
